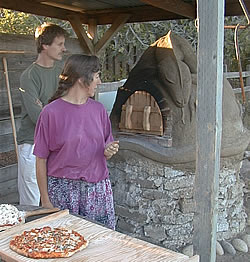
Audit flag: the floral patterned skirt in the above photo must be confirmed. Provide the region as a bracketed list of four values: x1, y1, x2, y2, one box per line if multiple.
[47, 176, 116, 230]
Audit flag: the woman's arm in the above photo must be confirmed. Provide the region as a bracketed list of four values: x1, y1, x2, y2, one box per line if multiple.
[36, 157, 54, 208]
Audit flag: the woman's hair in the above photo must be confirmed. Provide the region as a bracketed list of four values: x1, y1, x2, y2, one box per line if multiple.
[49, 54, 100, 103]
[35, 22, 67, 53]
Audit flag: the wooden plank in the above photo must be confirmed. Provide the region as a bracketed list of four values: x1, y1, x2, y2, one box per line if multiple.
[0, 90, 21, 105]
[0, 192, 19, 205]
[0, 105, 21, 121]
[0, 75, 22, 93]
[0, 164, 17, 183]
[0, 118, 21, 136]
[0, 0, 82, 22]
[0, 211, 191, 262]
[141, 0, 196, 19]
[0, 55, 35, 70]
[0, 133, 16, 153]
[0, 178, 17, 198]
[85, 6, 184, 24]
[225, 1, 250, 16]
[0, 33, 84, 55]
[193, 0, 225, 261]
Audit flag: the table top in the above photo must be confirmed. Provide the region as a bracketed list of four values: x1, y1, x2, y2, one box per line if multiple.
[0, 209, 199, 262]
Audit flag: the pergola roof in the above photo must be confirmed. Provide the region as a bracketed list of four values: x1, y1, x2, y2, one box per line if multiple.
[1, 0, 249, 25]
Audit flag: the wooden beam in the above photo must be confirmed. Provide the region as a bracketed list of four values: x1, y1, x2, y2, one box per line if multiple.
[0, 0, 182, 24]
[0, 0, 80, 21]
[225, 1, 250, 16]
[1, 0, 249, 25]
[95, 14, 131, 56]
[68, 15, 94, 55]
[87, 18, 98, 45]
[40, 1, 86, 13]
[141, 0, 196, 19]
[193, 0, 225, 261]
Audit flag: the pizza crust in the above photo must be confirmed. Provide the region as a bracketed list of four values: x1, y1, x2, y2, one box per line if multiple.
[9, 226, 88, 259]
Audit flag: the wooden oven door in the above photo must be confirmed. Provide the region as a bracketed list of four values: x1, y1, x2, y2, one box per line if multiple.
[119, 91, 163, 136]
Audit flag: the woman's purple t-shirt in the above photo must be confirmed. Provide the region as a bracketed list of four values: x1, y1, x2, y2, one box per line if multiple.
[33, 98, 114, 183]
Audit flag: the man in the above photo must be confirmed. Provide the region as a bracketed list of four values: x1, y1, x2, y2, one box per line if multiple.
[17, 22, 67, 206]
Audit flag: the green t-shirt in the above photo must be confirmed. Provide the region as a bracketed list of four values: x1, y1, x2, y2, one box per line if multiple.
[17, 62, 62, 145]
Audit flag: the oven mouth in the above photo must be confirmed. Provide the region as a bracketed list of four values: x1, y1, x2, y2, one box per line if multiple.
[117, 90, 172, 145]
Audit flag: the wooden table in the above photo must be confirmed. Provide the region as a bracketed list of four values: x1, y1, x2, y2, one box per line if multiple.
[0, 210, 199, 262]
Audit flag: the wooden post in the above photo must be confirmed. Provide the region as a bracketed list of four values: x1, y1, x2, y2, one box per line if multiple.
[193, 0, 225, 261]
[2, 57, 19, 161]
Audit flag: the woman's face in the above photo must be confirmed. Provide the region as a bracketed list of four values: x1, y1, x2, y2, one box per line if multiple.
[86, 72, 101, 97]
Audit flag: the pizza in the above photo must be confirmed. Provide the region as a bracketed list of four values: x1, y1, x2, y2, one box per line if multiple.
[9, 226, 88, 258]
[0, 204, 23, 231]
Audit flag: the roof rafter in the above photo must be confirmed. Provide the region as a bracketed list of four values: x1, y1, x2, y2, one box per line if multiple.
[141, 0, 196, 19]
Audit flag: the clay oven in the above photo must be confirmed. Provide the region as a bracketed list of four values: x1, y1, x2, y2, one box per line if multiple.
[109, 31, 250, 251]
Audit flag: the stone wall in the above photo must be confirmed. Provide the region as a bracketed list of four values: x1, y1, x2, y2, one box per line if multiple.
[109, 150, 247, 252]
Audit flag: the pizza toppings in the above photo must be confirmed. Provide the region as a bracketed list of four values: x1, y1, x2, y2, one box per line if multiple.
[9, 226, 88, 258]
[0, 204, 22, 229]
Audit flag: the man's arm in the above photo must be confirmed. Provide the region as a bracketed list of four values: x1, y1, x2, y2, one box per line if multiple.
[19, 77, 43, 124]
[36, 157, 54, 208]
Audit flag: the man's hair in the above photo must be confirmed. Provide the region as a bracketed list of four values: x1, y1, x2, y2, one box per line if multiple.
[35, 22, 67, 53]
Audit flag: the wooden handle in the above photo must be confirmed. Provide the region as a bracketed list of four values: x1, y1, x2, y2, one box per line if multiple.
[24, 207, 60, 218]
[3, 57, 18, 161]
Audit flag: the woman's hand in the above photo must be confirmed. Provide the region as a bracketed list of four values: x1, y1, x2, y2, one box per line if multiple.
[104, 141, 119, 160]
[41, 200, 54, 209]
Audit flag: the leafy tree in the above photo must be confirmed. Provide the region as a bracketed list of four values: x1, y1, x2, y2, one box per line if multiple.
[0, 9, 73, 35]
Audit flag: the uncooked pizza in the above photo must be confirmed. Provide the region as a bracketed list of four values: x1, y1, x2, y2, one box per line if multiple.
[0, 204, 23, 231]
[9, 226, 88, 258]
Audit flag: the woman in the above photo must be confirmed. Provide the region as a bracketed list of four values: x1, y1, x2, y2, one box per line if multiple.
[33, 54, 119, 230]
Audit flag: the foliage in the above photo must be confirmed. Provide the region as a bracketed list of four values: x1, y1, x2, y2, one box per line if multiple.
[0, 9, 73, 35]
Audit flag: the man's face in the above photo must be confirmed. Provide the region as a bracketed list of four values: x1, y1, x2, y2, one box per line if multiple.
[43, 36, 66, 61]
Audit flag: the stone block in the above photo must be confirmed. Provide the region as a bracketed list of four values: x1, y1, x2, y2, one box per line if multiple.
[117, 218, 136, 234]
[144, 225, 166, 241]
